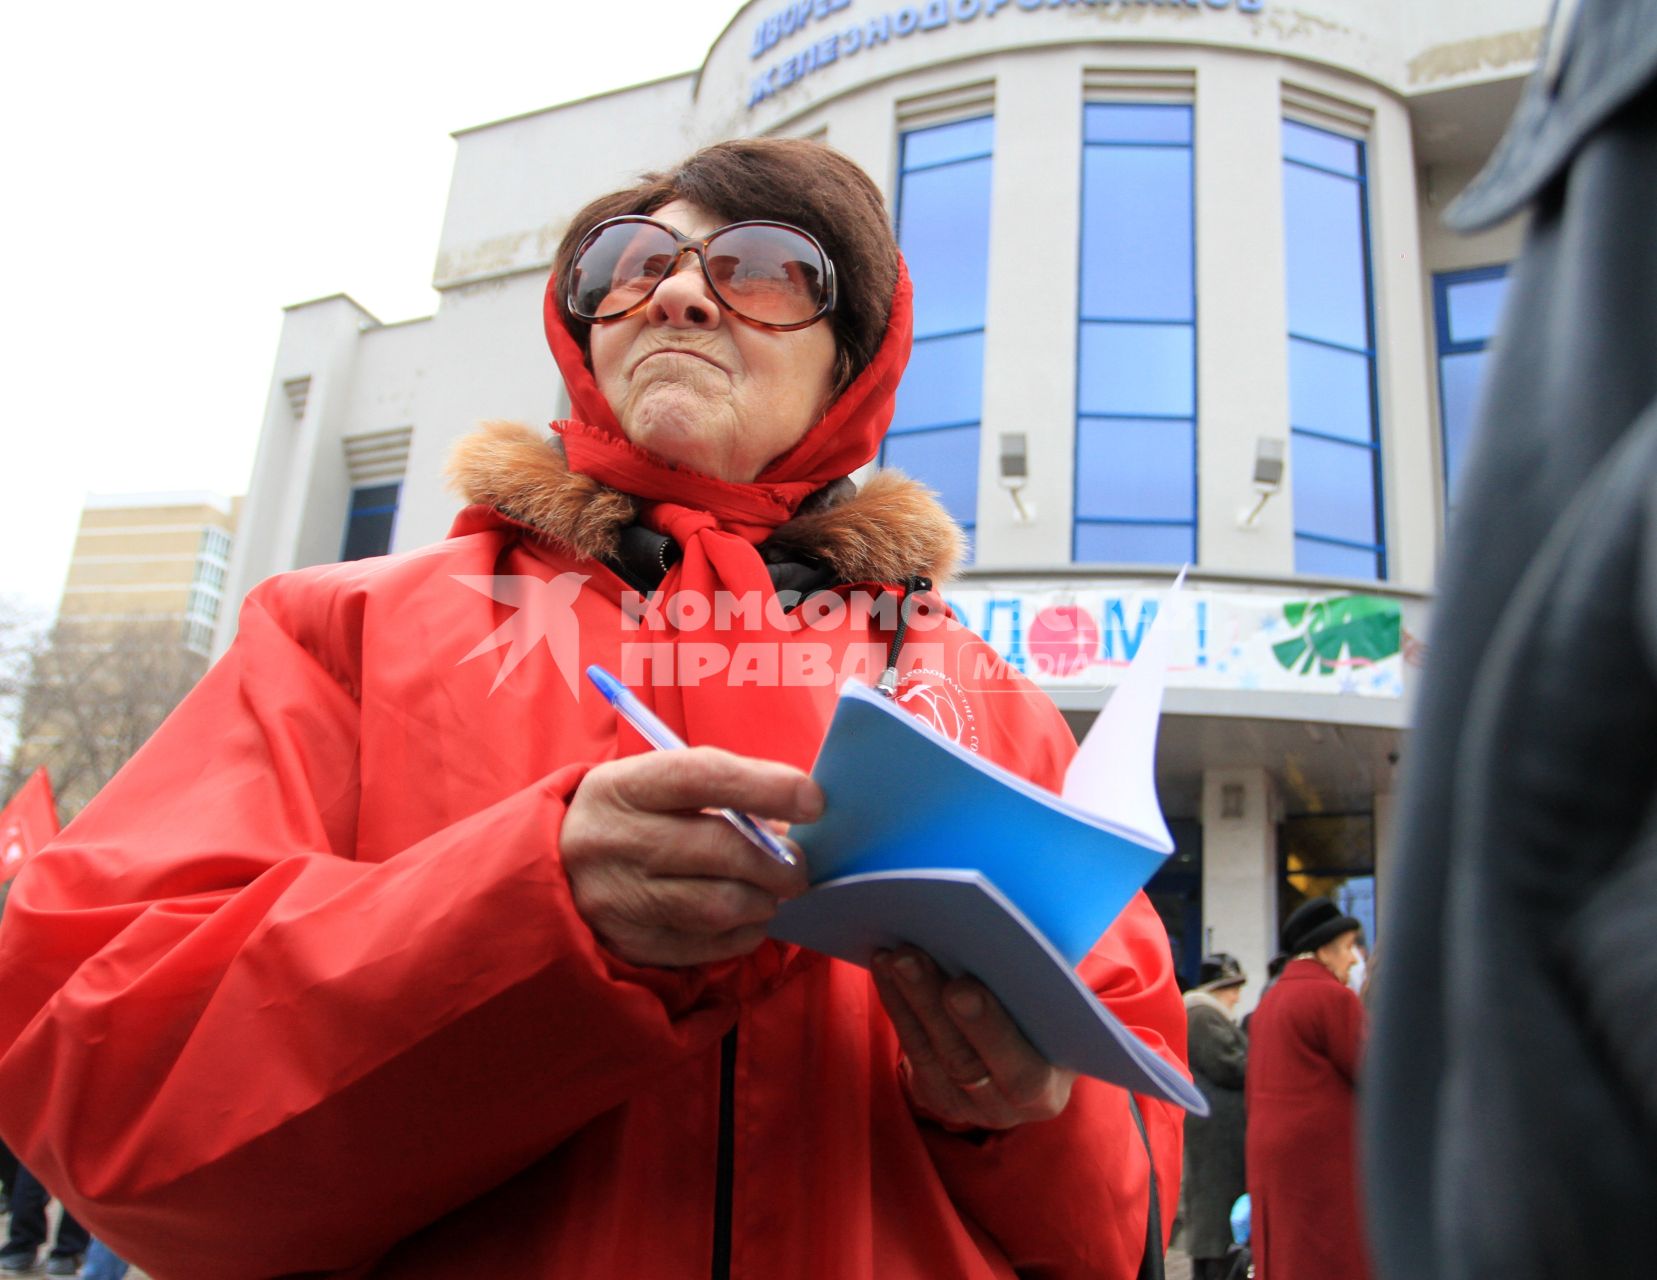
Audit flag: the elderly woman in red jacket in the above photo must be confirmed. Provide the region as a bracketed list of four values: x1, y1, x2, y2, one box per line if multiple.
[1246, 897, 1371, 1280]
[0, 138, 1185, 1279]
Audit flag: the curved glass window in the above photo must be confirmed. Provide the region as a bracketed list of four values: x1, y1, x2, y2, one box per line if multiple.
[1434, 266, 1510, 507]
[1283, 119, 1384, 579]
[886, 116, 993, 551]
[1075, 103, 1196, 565]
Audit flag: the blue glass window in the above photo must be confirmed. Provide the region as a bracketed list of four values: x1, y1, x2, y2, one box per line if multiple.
[885, 116, 994, 548]
[1282, 119, 1361, 174]
[1076, 418, 1195, 522]
[1079, 324, 1195, 419]
[1075, 103, 1196, 565]
[1433, 266, 1510, 506]
[1283, 120, 1383, 579]
[341, 482, 400, 561]
[883, 427, 979, 524]
[893, 331, 985, 432]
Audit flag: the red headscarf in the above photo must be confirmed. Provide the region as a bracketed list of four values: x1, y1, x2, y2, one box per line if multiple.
[539, 259, 916, 763]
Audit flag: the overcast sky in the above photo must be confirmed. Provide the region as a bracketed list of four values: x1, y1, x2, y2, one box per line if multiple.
[0, 0, 746, 618]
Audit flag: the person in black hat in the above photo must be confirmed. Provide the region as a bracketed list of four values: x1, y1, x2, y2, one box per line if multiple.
[1281, 897, 1365, 984]
[1176, 953, 1249, 1280]
[1244, 899, 1370, 1280]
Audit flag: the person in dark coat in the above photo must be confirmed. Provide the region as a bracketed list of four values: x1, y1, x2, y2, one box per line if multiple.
[1362, 3, 1657, 1276]
[1246, 899, 1369, 1280]
[1177, 953, 1249, 1280]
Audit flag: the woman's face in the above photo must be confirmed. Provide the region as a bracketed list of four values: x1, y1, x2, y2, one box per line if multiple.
[1316, 931, 1361, 986]
[588, 200, 839, 483]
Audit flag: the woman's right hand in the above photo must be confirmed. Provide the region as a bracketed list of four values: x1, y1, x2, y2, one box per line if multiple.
[562, 748, 819, 967]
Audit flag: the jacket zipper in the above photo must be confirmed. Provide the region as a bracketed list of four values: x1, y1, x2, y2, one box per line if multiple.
[876, 575, 933, 696]
[711, 1025, 738, 1280]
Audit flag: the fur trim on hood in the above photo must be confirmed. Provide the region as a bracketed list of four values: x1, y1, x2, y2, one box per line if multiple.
[446, 421, 965, 585]
[1184, 988, 1241, 1022]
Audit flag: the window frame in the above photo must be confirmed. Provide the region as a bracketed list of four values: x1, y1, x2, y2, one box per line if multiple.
[1432, 263, 1510, 511]
[1072, 100, 1199, 567]
[1282, 116, 1387, 580]
[883, 111, 996, 550]
[340, 482, 402, 562]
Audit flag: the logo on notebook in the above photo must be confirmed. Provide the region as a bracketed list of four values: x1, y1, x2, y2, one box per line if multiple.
[894, 669, 979, 753]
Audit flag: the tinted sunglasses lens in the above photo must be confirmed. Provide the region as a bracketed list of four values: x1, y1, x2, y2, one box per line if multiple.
[704, 225, 829, 325]
[570, 221, 678, 319]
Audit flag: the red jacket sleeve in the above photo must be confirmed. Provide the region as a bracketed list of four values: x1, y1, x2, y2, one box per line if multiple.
[917, 892, 1187, 1279]
[0, 585, 741, 1278]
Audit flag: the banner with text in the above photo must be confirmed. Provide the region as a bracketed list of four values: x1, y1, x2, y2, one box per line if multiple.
[942, 585, 1413, 697]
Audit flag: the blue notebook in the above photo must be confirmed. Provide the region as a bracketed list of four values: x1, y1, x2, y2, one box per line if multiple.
[769, 579, 1207, 1114]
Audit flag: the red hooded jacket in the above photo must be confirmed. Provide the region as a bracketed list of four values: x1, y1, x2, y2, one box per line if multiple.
[0, 264, 1185, 1279]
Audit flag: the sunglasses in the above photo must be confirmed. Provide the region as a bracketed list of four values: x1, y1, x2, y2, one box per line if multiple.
[568, 215, 837, 331]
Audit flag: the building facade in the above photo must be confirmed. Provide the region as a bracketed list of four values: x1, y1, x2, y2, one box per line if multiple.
[223, 0, 1546, 1004]
[61, 493, 239, 656]
[8, 493, 240, 817]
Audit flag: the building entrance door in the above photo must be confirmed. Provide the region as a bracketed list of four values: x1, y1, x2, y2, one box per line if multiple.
[1145, 817, 1203, 988]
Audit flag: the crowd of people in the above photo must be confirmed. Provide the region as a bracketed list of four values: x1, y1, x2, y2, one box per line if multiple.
[1176, 897, 1372, 1280]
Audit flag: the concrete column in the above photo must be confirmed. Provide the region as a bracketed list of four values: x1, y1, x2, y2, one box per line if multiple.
[1193, 54, 1294, 577]
[1201, 766, 1281, 1017]
[974, 51, 1082, 568]
[1373, 788, 1396, 933]
[1368, 93, 1440, 592]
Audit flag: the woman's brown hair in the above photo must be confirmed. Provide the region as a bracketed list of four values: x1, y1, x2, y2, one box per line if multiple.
[552, 137, 899, 398]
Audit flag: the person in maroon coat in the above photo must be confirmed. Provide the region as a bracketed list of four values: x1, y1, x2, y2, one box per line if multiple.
[1246, 899, 1371, 1280]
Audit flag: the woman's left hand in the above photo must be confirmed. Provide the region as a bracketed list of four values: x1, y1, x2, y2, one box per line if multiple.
[872, 945, 1078, 1131]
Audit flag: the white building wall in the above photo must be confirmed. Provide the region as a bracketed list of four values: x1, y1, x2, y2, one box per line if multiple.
[220, 294, 377, 650]
[712, 0, 1547, 137]
[976, 49, 1085, 568]
[341, 320, 431, 439]
[1196, 52, 1294, 577]
[1400, 0, 1550, 92]
[1419, 158, 1528, 277]
[1364, 77, 1439, 592]
[1201, 766, 1281, 1015]
[394, 274, 566, 553]
[433, 75, 700, 294]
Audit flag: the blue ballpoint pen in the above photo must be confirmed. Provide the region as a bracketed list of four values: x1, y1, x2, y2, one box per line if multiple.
[585, 665, 800, 868]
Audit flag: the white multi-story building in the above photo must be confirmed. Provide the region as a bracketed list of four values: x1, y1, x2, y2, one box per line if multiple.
[222, 0, 1547, 1004]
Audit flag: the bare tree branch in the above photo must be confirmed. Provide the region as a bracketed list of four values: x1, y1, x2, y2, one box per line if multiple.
[0, 597, 49, 795]
[4, 618, 207, 821]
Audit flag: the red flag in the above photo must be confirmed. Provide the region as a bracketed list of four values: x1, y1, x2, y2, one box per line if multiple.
[0, 768, 59, 883]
